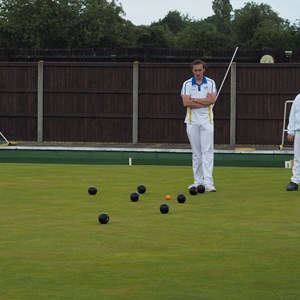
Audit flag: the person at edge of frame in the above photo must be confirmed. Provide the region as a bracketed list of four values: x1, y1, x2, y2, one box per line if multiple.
[286, 93, 300, 191]
[181, 59, 217, 192]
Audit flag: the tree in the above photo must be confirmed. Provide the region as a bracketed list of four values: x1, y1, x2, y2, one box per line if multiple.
[212, 0, 232, 34]
[178, 20, 233, 51]
[154, 10, 190, 34]
[252, 19, 295, 49]
[232, 1, 285, 48]
[136, 24, 176, 48]
[289, 20, 300, 49]
[0, 0, 299, 54]
[0, 0, 127, 48]
[78, 0, 127, 48]
[0, 0, 79, 47]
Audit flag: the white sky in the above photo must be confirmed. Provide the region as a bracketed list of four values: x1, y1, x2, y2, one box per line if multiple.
[118, 0, 300, 25]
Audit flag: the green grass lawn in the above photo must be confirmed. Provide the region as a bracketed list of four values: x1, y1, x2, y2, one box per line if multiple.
[0, 163, 299, 300]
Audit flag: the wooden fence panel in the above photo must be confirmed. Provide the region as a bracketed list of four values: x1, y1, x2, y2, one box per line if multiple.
[138, 63, 188, 143]
[0, 63, 37, 140]
[235, 63, 299, 145]
[43, 63, 133, 142]
[137, 63, 231, 144]
[0, 61, 299, 145]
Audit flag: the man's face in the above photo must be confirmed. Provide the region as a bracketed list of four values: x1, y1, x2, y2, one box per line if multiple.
[192, 64, 205, 81]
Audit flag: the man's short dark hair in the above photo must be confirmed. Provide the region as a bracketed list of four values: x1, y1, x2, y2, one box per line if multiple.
[190, 59, 207, 70]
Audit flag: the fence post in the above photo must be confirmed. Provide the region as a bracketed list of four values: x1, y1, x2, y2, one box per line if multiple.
[132, 61, 139, 144]
[37, 60, 44, 143]
[230, 62, 237, 146]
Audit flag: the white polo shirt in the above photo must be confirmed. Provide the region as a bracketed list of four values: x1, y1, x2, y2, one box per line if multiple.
[181, 76, 217, 125]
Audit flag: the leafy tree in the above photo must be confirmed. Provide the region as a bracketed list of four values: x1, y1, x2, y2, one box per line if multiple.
[136, 24, 176, 48]
[118, 20, 142, 47]
[0, 0, 126, 48]
[252, 19, 294, 49]
[0, 0, 79, 47]
[154, 10, 190, 34]
[212, 0, 232, 34]
[178, 20, 233, 51]
[0, 0, 299, 55]
[232, 1, 285, 48]
[78, 0, 126, 48]
[289, 20, 300, 49]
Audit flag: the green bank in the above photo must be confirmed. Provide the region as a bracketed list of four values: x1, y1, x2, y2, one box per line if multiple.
[0, 148, 294, 167]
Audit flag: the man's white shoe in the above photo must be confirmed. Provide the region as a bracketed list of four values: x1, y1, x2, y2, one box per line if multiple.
[188, 183, 204, 189]
[188, 184, 197, 189]
[205, 185, 216, 192]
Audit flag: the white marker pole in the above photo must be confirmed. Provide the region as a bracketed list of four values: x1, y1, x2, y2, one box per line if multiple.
[129, 157, 132, 166]
[216, 46, 239, 100]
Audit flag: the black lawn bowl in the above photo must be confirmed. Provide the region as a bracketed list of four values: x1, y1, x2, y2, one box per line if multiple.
[189, 186, 197, 195]
[137, 184, 146, 194]
[98, 213, 109, 224]
[160, 203, 169, 214]
[177, 194, 186, 203]
[130, 192, 139, 202]
[88, 186, 97, 195]
[197, 185, 205, 194]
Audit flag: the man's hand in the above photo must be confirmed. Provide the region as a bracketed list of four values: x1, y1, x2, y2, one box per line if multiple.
[182, 93, 216, 108]
[182, 95, 206, 108]
[287, 134, 294, 142]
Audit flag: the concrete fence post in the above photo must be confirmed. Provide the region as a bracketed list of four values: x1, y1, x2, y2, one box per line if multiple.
[37, 60, 44, 143]
[230, 62, 237, 146]
[132, 61, 139, 144]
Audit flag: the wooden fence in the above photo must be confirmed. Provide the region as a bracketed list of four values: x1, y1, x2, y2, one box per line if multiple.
[0, 61, 299, 145]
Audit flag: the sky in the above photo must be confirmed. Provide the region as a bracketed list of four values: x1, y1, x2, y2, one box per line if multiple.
[118, 0, 300, 25]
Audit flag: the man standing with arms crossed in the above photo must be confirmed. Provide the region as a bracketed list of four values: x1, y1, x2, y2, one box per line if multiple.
[181, 60, 217, 192]
[286, 93, 300, 191]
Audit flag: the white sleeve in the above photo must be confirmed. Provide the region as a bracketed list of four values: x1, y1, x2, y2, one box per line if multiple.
[181, 80, 190, 96]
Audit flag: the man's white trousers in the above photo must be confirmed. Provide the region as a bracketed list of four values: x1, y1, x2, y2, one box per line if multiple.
[186, 123, 214, 187]
[291, 131, 300, 184]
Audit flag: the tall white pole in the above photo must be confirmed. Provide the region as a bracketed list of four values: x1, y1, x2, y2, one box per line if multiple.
[216, 47, 238, 100]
